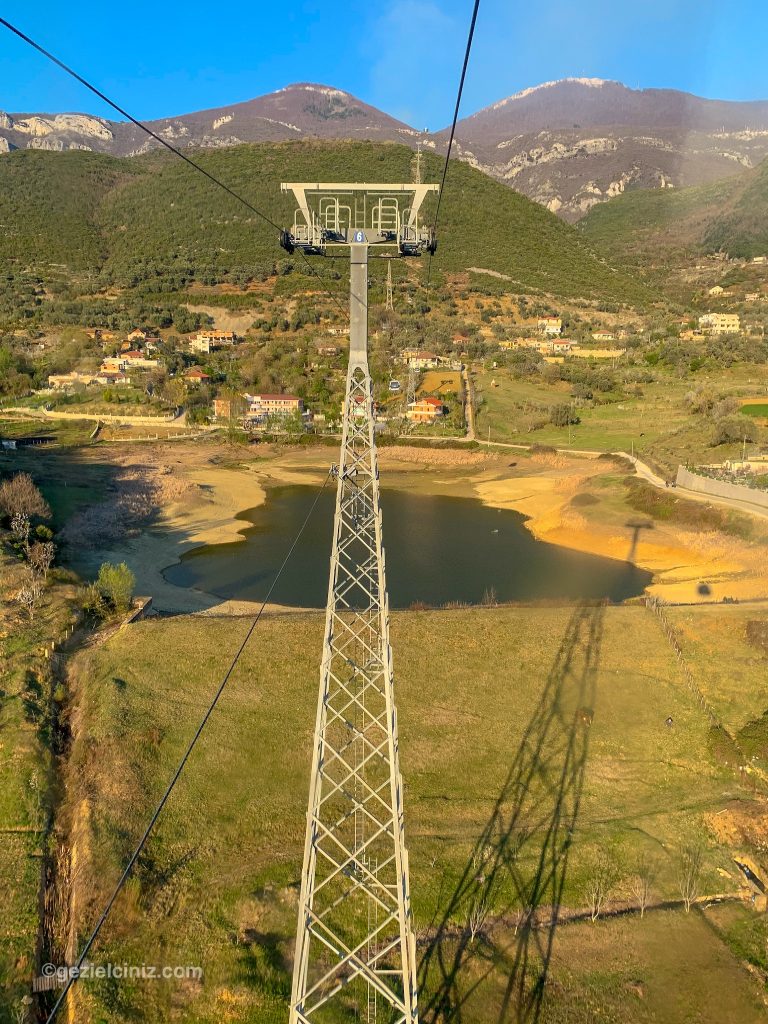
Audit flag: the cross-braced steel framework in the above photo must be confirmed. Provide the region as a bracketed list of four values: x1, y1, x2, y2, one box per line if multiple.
[283, 182, 437, 1024]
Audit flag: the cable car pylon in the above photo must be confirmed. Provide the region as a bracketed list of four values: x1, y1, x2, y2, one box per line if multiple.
[281, 181, 438, 1024]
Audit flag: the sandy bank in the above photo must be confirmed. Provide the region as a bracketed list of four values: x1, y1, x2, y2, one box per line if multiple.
[473, 456, 767, 605]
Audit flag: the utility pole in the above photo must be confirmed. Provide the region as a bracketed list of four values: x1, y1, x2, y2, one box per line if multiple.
[386, 258, 394, 312]
[280, 182, 437, 1024]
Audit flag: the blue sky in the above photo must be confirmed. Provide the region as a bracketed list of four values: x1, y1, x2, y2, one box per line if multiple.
[1, 1, 767, 128]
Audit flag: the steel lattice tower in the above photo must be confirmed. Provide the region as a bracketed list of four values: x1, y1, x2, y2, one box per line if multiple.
[280, 182, 437, 1024]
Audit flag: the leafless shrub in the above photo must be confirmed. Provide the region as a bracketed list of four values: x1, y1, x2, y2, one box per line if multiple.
[28, 540, 56, 579]
[0, 472, 50, 520]
[584, 850, 619, 922]
[677, 840, 704, 912]
[17, 577, 43, 621]
[11, 512, 30, 549]
[629, 854, 656, 918]
[467, 890, 495, 944]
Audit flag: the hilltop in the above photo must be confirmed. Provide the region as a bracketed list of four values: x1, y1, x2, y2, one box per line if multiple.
[0, 83, 417, 156]
[0, 141, 649, 305]
[440, 79, 768, 221]
[579, 155, 768, 266]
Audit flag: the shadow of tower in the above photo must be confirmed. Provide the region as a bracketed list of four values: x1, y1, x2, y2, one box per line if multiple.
[418, 601, 605, 1024]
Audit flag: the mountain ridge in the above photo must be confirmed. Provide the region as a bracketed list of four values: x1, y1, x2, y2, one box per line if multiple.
[3, 78, 768, 221]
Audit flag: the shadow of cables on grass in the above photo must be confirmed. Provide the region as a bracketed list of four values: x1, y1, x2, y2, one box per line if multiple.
[418, 601, 605, 1024]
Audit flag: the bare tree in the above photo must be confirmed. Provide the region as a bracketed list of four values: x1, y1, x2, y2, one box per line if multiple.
[10, 511, 30, 550]
[17, 578, 43, 622]
[677, 841, 704, 913]
[467, 890, 495, 944]
[0, 472, 51, 520]
[584, 851, 619, 922]
[28, 540, 56, 580]
[629, 854, 656, 918]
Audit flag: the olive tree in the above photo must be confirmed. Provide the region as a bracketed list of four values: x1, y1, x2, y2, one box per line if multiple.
[96, 562, 136, 614]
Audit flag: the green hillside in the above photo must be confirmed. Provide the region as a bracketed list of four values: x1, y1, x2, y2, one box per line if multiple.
[0, 150, 139, 270]
[0, 142, 648, 305]
[580, 157, 768, 265]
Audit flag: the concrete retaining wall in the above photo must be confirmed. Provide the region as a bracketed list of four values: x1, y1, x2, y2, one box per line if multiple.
[676, 466, 768, 509]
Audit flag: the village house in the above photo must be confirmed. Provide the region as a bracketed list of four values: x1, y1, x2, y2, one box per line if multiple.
[316, 343, 340, 357]
[85, 328, 116, 342]
[406, 396, 445, 423]
[501, 337, 541, 352]
[402, 350, 444, 370]
[551, 339, 575, 355]
[127, 328, 149, 344]
[591, 331, 615, 342]
[707, 285, 725, 296]
[698, 312, 741, 335]
[121, 350, 159, 369]
[751, 256, 767, 265]
[537, 316, 563, 336]
[190, 330, 239, 354]
[327, 327, 349, 337]
[745, 292, 761, 302]
[184, 367, 211, 385]
[244, 393, 304, 423]
[47, 371, 97, 390]
[95, 369, 131, 386]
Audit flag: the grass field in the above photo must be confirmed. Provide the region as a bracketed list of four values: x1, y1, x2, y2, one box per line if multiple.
[474, 369, 695, 453]
[474, 365, 767, 471]
[56, 603, 768, 1023]
[740, 403, 768, 420]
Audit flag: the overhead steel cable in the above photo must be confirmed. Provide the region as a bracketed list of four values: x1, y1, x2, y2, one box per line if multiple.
[43, 468, 334, 1024]
[0, 15, 349, 320]
[425, 0, 481, 286]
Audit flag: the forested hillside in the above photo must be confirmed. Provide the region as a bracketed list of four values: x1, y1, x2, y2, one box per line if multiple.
[0, 142, 648, 306]
[580, 156, 768, 266]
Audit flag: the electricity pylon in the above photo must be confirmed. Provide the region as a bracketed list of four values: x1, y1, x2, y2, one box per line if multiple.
[386, 259, 394, 312]
[280, 182, 438, 1024]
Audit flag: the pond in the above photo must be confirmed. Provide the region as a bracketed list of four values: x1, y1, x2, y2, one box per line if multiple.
[164, 485, 651, 608]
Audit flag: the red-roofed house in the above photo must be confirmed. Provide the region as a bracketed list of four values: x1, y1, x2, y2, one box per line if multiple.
[184, 367, 211, 384]
[406, 396, 445, 423]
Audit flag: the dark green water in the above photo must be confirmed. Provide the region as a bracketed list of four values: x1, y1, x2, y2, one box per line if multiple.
[164, 485, 651, 608]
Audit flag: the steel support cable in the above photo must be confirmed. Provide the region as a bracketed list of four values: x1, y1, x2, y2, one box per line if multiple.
[0, 16, 349, 321]
[43, 468, 333, 1024]
[425, 0, 481, 287]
